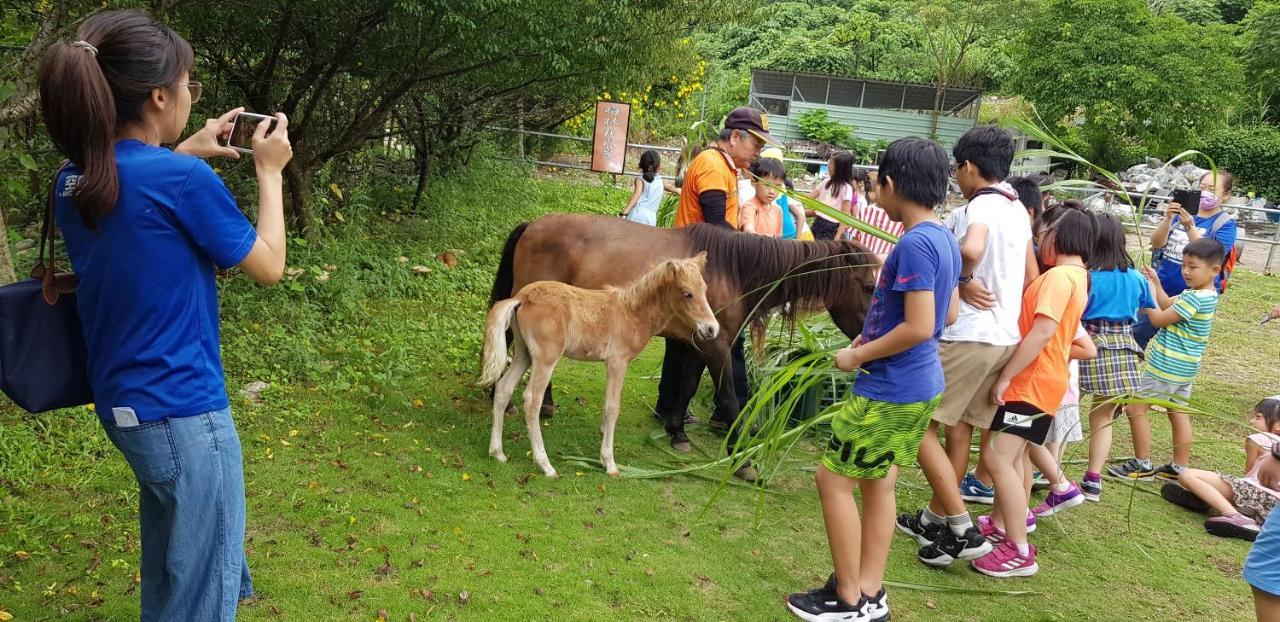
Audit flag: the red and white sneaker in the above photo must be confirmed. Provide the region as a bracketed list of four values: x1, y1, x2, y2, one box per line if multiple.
[972, 540, 1039, 578]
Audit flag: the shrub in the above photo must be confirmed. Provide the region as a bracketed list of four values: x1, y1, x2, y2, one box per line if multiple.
[1200, 125, 1280, 200]
[796, 109, 853, 147]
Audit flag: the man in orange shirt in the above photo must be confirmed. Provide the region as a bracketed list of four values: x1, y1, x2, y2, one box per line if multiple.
[660, 109, 778, 466]
[674, 107, 775, 228]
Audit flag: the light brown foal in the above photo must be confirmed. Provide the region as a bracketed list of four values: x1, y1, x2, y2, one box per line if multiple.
[479, 253, 719, 477]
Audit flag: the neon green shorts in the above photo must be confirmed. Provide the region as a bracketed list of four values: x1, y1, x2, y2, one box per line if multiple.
[821, 393, 943, 480]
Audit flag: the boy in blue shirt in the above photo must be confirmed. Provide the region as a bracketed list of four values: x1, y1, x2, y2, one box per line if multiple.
[787, 138, 961, 622]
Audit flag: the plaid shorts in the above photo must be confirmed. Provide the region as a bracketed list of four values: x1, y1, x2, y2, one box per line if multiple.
[1079, 320, 1144, 397]
[1221, 474, 1279, 523]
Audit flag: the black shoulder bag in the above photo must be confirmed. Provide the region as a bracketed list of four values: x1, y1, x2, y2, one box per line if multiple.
[0, 164, 94, 412]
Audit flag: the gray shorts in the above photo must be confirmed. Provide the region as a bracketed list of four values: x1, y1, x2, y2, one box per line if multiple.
[1137, 373, 1193, 404]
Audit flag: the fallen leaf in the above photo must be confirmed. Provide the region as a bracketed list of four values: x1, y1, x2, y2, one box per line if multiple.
[0, 611, 12, 621]
[462, 473, 471, 481]
[349, 515, 358, 526]
[397, 256, 410, 263]
[376, 609, 387, 622]
[289, 429, 300, 437]
[436, 252, 458, 268]
[347, 590, 364, 600]
[458, 590, 470, 606]
[411, 265, 433, 275]
[13, 551, 30, 560]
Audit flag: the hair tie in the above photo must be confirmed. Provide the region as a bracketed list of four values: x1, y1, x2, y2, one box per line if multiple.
[70, 40, 98, 56]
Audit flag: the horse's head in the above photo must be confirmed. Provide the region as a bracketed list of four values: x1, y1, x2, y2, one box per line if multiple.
[825, 242, 879, 340]
[660, 252, 719, 341]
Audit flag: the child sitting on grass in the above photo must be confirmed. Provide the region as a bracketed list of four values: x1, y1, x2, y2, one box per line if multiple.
[786, 137, 960, 622]
[1162, 396, 1280, 540]
[1109, 238, 1224, 482]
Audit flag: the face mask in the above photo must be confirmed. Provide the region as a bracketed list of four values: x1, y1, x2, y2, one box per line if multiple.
[1200, 193, 1220, 211]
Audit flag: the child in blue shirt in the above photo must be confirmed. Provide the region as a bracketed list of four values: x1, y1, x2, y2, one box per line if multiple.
[1079, 212, 1157, 501]
[787, 137, 960, 622]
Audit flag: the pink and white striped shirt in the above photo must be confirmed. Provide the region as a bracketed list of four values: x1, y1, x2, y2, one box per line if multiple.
[852, 203, 904, 256]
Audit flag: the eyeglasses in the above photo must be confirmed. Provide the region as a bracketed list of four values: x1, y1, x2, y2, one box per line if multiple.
[178, 81, 203, 103]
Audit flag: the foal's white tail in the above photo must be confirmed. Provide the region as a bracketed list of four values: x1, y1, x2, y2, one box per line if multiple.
[479, 299, 522, 386]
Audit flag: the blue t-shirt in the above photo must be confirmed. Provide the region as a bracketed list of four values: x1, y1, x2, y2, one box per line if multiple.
[56, 140, 257, 423]
[1155, 211, 1236, 294]
[1083, 267, 1156, 322]
[852, 221, 961, 404]
[779, 195, 796, 239]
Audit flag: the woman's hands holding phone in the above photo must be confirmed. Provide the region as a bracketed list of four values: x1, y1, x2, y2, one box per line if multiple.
[252, 113, 292, 175]
[175, 107, 246, 160]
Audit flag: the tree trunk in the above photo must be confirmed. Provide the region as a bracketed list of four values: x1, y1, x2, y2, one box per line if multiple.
[930, 80, 946, 140]
[283, 159, 318, 235]
[0, 206, 17, 286]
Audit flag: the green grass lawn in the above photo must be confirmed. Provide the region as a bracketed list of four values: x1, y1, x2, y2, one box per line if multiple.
[2, 165, 1278, 621]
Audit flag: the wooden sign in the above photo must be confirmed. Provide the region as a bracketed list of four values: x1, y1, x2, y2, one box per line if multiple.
[590, 101, 631, 174]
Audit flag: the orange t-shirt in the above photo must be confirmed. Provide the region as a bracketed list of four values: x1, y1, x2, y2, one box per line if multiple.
[1003, 265, 1088, 414]
[675, 148, 738, 228]
[739, 197, 782, 237]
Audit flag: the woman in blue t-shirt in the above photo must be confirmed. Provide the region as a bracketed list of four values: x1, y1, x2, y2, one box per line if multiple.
[38, 10, 292, 620]
[1136, 170, 1238, 347]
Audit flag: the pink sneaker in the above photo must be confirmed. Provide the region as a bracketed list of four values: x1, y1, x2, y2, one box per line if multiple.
[977, 511, 1036, 535]
[972, 540, 1039, 577]
[977, 515, 1005, 543]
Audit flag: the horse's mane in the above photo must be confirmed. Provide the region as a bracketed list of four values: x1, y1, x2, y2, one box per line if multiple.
[683, 224, 876, 323]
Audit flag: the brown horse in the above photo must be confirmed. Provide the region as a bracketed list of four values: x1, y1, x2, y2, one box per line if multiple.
[480, 254, 718, 477]
[489, 214, 876, 452]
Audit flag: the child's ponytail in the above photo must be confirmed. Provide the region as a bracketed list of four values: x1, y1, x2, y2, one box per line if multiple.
[36, 10, 194, 230]
[38, 40, 119, 229]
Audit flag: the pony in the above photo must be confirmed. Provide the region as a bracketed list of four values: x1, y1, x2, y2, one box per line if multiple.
[480, 253, 719, 477]
[488, 214, 877, 456]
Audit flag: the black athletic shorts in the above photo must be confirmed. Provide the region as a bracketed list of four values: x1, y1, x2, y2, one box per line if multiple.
[990, 400, 1053, 445]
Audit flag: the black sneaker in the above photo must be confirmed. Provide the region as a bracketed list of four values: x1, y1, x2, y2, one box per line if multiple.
[860, 588, 890, 622]
[1106, 457, 1155, 481]
[1154, 463, 1184, 481]
[895, 511, 946, 546]
[1161, 482, 1210, 513]
[917, 527, 993, 567]
[786, 580, 866, 622]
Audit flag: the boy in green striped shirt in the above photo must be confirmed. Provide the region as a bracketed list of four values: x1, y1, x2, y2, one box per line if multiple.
[1109, 238, 1224, 482]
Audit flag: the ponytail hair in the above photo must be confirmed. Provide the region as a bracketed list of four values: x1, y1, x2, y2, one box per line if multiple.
[37, 10, 194, 230]
[639, 149, 660, 183]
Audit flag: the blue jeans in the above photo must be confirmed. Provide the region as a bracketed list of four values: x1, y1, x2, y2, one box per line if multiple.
[101, 407, 253, 621]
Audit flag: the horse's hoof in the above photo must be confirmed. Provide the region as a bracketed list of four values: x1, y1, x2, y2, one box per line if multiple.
[542, 468, 559, 478]
[540, 404, 555, 419]
[490, 451, 508, 463]
[671, 440, 692, 453]
[606, 469, 621, 477]
[733, 464, 759, 483]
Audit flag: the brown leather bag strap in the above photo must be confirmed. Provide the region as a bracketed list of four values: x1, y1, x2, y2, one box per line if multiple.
[33, 161, 74, 305]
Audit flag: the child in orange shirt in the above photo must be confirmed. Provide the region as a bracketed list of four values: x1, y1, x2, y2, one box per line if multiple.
[739, 157, 786, 237]
[972, 209, 1094, 578]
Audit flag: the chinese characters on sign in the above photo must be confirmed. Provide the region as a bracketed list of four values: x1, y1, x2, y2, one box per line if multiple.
[591, 101, 631, 174]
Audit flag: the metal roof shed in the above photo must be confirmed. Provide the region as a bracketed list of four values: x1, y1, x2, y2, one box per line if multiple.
[748, 68, 983, 149]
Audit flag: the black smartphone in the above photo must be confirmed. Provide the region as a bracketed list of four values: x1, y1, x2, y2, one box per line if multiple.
[223, 112, 278, 154]
[1172, 188, 1202, 216]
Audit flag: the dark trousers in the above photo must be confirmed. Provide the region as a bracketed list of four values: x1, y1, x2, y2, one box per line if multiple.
[656, 335, 749, 424]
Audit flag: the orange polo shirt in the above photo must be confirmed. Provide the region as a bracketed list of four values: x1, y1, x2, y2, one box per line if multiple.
[675, 148, 738, 228]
